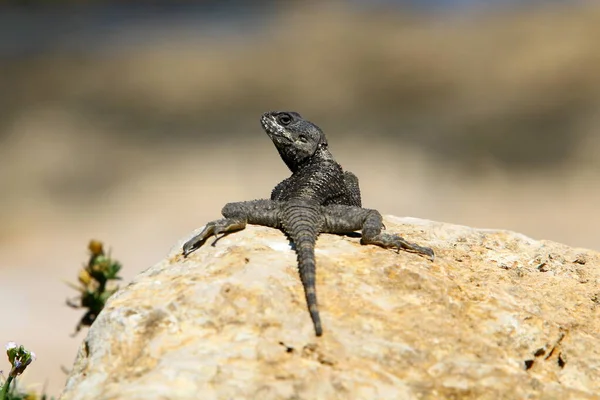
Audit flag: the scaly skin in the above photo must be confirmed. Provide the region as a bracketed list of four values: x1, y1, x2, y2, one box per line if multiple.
[183, 111, 434, 336]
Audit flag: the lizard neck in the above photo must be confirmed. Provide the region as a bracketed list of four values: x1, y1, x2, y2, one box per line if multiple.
[287, 145, 335, 174]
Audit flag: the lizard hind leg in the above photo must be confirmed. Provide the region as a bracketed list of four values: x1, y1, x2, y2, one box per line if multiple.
[321, 205, 435, 261]
[360, 211, 434, 260]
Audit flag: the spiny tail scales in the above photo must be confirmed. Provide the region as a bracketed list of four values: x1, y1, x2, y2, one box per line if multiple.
[280, 200, 324, 336]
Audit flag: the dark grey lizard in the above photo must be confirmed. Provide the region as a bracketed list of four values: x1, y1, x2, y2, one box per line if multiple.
[182, 111, 434, 336]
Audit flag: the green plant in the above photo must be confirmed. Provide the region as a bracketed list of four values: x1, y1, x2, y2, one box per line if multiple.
[66, 240, 122, 335]
[0, 343, 36, 400]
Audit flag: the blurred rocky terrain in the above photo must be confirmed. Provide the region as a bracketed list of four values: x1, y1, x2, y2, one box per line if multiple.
[0, 2, 599, 396]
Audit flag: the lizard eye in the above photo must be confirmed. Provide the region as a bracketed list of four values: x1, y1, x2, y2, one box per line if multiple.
[277, 113, 292, 126]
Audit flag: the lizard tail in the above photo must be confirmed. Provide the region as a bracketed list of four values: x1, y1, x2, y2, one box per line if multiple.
[281, 200, 323, 336]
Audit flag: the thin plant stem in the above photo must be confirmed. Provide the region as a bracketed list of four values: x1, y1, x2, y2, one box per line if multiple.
[0, 374, 15, 400]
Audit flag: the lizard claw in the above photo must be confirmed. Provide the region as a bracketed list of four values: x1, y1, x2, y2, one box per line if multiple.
[182, 223, 217, 257]
[211, 231, 225, 246]
[397, 237, 435, 261]
[182, 239, 201, 257]
[363, 233, 434, 261]
[421, 246, 435, 262]
[182, 218, 246, 256]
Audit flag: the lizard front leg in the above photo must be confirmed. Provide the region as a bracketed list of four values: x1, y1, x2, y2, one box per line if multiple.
[321, 205, 434, 261]
[183, 199, 282, 257]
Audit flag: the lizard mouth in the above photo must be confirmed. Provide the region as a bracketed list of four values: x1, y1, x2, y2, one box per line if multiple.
[261, 115, 293, 143]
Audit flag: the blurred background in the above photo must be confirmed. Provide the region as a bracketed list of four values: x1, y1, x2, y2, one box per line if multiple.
[1, 0, 599, 396]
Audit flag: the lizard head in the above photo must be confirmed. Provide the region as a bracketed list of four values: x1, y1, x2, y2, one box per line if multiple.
[260, 111, 329, 171]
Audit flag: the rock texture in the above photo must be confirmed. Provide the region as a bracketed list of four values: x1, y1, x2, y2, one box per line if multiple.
[60, 217, 600, 400]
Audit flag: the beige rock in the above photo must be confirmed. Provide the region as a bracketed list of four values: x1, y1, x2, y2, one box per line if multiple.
[60, 217, 600, 400]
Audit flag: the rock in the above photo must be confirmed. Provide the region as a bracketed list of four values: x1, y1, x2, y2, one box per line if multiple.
[60, 217, 600, 400]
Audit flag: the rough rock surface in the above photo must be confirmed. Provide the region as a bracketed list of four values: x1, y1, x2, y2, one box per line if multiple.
[60, 217, 600, 400]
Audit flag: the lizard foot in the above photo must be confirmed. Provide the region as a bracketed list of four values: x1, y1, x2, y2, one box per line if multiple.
[182, 218, 246, 257]
[362, 233, 435, 261]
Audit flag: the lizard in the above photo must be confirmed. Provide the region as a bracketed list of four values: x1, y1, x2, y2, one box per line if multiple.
[182, 111, 434, 336]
